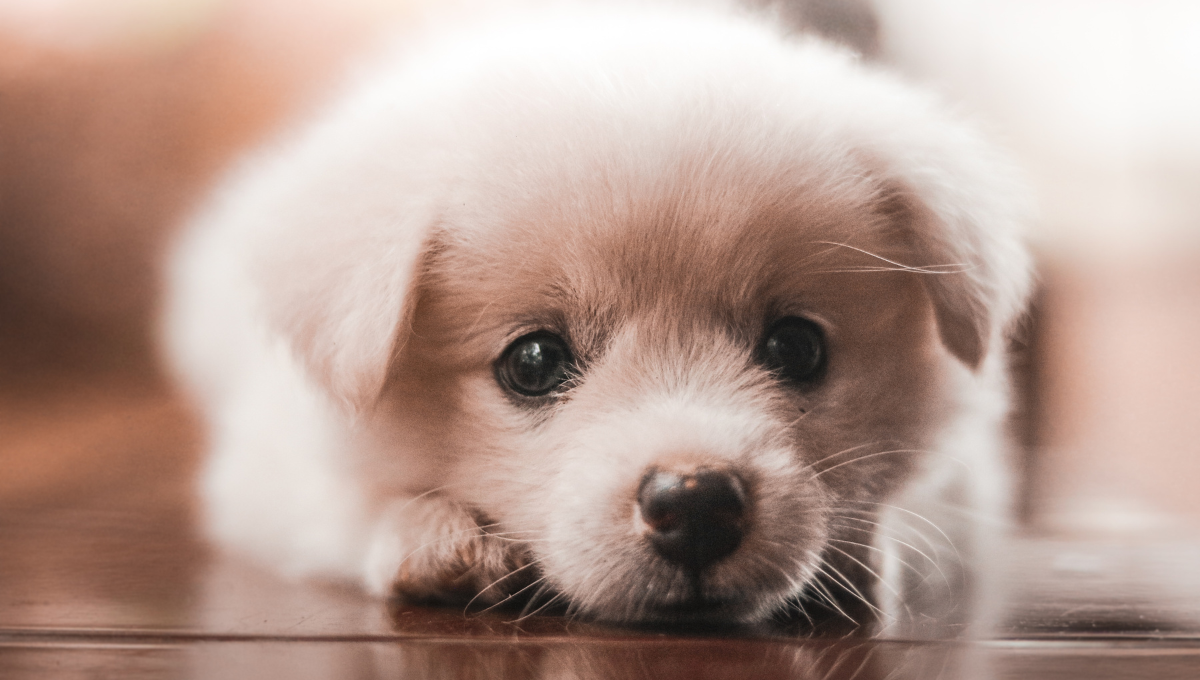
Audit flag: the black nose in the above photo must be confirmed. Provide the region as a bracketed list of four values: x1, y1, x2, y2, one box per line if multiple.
[637, 467, 747, 573]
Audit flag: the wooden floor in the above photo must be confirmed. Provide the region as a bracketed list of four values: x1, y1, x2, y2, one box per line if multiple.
[3, 370, 1199, 679]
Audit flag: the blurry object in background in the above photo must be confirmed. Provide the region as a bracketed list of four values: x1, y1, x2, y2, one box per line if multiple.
[1032, 256, 1200, 534]
[876, 0, 1200, 532]
[758, 0, 880, 56]
[877, 0, 1200, 257]
[0, 0, 221, 55]
[0, 0, 411, 378]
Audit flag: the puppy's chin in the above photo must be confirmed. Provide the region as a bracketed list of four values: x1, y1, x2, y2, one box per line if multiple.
[575, 555, 819, 627]
[600, 586, 789, 628]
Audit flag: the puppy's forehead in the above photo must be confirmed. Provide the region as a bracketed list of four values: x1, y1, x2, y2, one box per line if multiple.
[422, 48, 911, 349]
[432, 157, 897, 351]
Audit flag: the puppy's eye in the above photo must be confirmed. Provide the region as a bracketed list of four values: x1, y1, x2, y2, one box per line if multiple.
[759, 317, 826, 384]
[496, 332, 575, 397]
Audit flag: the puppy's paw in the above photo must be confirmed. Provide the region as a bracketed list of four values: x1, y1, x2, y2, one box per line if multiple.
[364, 495, 534, 606]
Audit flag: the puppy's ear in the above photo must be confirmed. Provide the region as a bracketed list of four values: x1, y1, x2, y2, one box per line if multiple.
[879, 178, 1033, 370]
[248, 167, 438, 415]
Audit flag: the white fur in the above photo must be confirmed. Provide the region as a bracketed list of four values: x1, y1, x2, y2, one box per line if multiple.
[163, 1, 1031, 637]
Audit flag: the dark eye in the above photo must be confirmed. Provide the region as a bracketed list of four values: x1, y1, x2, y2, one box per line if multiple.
[495, 331, 575, 397]
[759, 317, 826, 384]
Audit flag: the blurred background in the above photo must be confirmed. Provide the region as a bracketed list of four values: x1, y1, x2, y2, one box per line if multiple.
[1, 0, 1198, 539]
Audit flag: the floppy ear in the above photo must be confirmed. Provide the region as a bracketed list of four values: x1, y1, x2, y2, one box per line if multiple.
[877, 175, 1033, 371]
[241, 141, 440, 415]
[256, 213, 433, 414]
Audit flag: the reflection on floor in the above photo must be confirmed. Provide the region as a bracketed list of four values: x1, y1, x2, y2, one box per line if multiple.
[2, 372, 1198, 679]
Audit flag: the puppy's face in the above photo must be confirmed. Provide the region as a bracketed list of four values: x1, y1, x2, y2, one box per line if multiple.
[376, 137, 952, 623]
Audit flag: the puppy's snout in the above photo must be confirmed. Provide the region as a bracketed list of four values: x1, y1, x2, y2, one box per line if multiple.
[637, 467, 747, 573]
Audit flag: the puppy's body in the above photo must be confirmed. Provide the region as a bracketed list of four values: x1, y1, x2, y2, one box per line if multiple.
[165, 2, 1031, 637]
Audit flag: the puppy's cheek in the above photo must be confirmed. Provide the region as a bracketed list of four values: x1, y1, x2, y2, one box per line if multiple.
[535, 452, 665, 619]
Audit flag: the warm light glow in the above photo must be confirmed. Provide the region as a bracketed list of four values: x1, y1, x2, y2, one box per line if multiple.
[878, 0, 1200, 255]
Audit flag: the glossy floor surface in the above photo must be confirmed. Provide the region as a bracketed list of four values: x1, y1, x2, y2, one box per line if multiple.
[3, 371, 1199, 679]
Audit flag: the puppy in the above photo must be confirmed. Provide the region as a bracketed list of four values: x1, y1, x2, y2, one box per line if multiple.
[163, 1, 1032, 637]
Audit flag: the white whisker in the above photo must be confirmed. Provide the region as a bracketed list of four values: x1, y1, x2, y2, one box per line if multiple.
[810, 448, 926, 479]
[811, 241, 975, 275]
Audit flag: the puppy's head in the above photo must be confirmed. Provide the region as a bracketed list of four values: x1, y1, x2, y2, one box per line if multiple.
[252, 8, 1031, 624]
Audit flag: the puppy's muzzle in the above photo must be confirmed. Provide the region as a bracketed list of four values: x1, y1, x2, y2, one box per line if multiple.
[637, 467, 747, 574]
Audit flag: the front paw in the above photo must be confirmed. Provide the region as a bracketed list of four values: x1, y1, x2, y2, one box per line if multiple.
[364, 496, 534, 606]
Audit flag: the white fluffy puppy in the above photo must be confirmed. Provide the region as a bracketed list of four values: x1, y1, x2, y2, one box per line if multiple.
[164, 1, 1031, 637]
